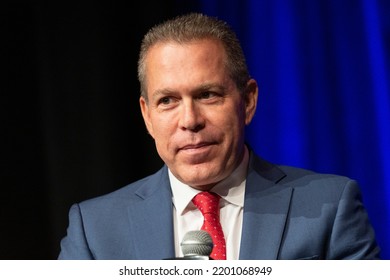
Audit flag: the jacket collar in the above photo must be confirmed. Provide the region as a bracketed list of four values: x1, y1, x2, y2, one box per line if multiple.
[127, 166, 176, 259]
[239, 152, 292, 259]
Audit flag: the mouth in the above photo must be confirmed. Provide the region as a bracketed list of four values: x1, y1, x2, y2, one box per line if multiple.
[177, 142, 217, 159]
[180, 142, 213, 150]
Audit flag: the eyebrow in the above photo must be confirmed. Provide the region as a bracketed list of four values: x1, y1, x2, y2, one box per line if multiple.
[197, 83, 226, 93]
[152, 83, 227, 98]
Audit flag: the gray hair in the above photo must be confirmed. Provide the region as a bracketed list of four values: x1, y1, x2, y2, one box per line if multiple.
[137, 13, 250, 101]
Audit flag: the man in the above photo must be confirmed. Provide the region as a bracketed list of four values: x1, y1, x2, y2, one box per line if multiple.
[58, 13, 380, 260]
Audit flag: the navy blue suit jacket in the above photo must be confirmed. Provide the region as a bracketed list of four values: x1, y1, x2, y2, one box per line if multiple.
[58, 152, 380, 259]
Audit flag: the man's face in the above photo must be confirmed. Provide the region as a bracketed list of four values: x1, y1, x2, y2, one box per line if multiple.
[140, 39, 257, 190]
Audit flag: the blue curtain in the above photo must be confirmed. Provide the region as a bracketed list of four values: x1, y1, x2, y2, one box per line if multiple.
[199, 0, 390, 259]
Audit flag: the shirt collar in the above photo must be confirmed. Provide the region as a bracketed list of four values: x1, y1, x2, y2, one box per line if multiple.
[170, 146, 249, 215]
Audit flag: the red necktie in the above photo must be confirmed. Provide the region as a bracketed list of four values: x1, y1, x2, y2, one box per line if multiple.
[192, 191, 226, 260]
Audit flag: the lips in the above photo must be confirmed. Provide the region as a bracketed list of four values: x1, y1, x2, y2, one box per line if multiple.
[180, 142, 213, 150]
[177, 142, 216, 164]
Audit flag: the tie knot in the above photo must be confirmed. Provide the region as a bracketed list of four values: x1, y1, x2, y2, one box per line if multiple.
[192, 191, 220, 215]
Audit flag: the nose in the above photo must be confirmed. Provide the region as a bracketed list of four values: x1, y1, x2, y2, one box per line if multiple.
[178, 100, 205, 132]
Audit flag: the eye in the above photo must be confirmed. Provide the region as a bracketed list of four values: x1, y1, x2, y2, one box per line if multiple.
[199, 91, 215, 99]
[158, 96, 172, 105]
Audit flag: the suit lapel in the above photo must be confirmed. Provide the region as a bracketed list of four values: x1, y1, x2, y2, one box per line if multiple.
[127, 167, 176, 260]
[239, 153, 293, 259]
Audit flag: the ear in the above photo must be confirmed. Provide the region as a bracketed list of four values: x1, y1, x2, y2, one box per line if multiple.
[244, 78, 258, 125]
[139, 96, 155, 138]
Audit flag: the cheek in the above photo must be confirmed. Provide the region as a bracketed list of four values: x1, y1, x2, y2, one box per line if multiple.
[214, 105, 243, 130]
[150, 115, 175, 142]
[153, 122, 177, 163]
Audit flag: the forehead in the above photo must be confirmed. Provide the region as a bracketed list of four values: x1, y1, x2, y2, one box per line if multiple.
[144, 39, 231, 93]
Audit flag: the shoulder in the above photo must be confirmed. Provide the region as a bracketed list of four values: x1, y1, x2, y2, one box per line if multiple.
[77, 165, 169, 211]
[278, 164, 352, 185]
[274, 164, 362, 207]
[278, 164, 354, 191]
[249, 151, 357, 197]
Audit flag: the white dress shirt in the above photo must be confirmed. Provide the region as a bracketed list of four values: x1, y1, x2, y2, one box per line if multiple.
[169, 146, 249, 260]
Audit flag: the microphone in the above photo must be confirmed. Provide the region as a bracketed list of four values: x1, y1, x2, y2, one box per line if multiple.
[164, 230, 214, 260]
[180, 230, 214, 260]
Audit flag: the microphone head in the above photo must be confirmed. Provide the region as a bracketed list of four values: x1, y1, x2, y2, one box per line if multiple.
[180, 230, 214, 257]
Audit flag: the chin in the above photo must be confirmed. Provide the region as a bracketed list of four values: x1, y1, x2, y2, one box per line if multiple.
[179, 168, 222, 187]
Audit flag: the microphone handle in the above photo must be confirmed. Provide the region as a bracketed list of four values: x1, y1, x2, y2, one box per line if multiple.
[164, 255, 213, 260]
